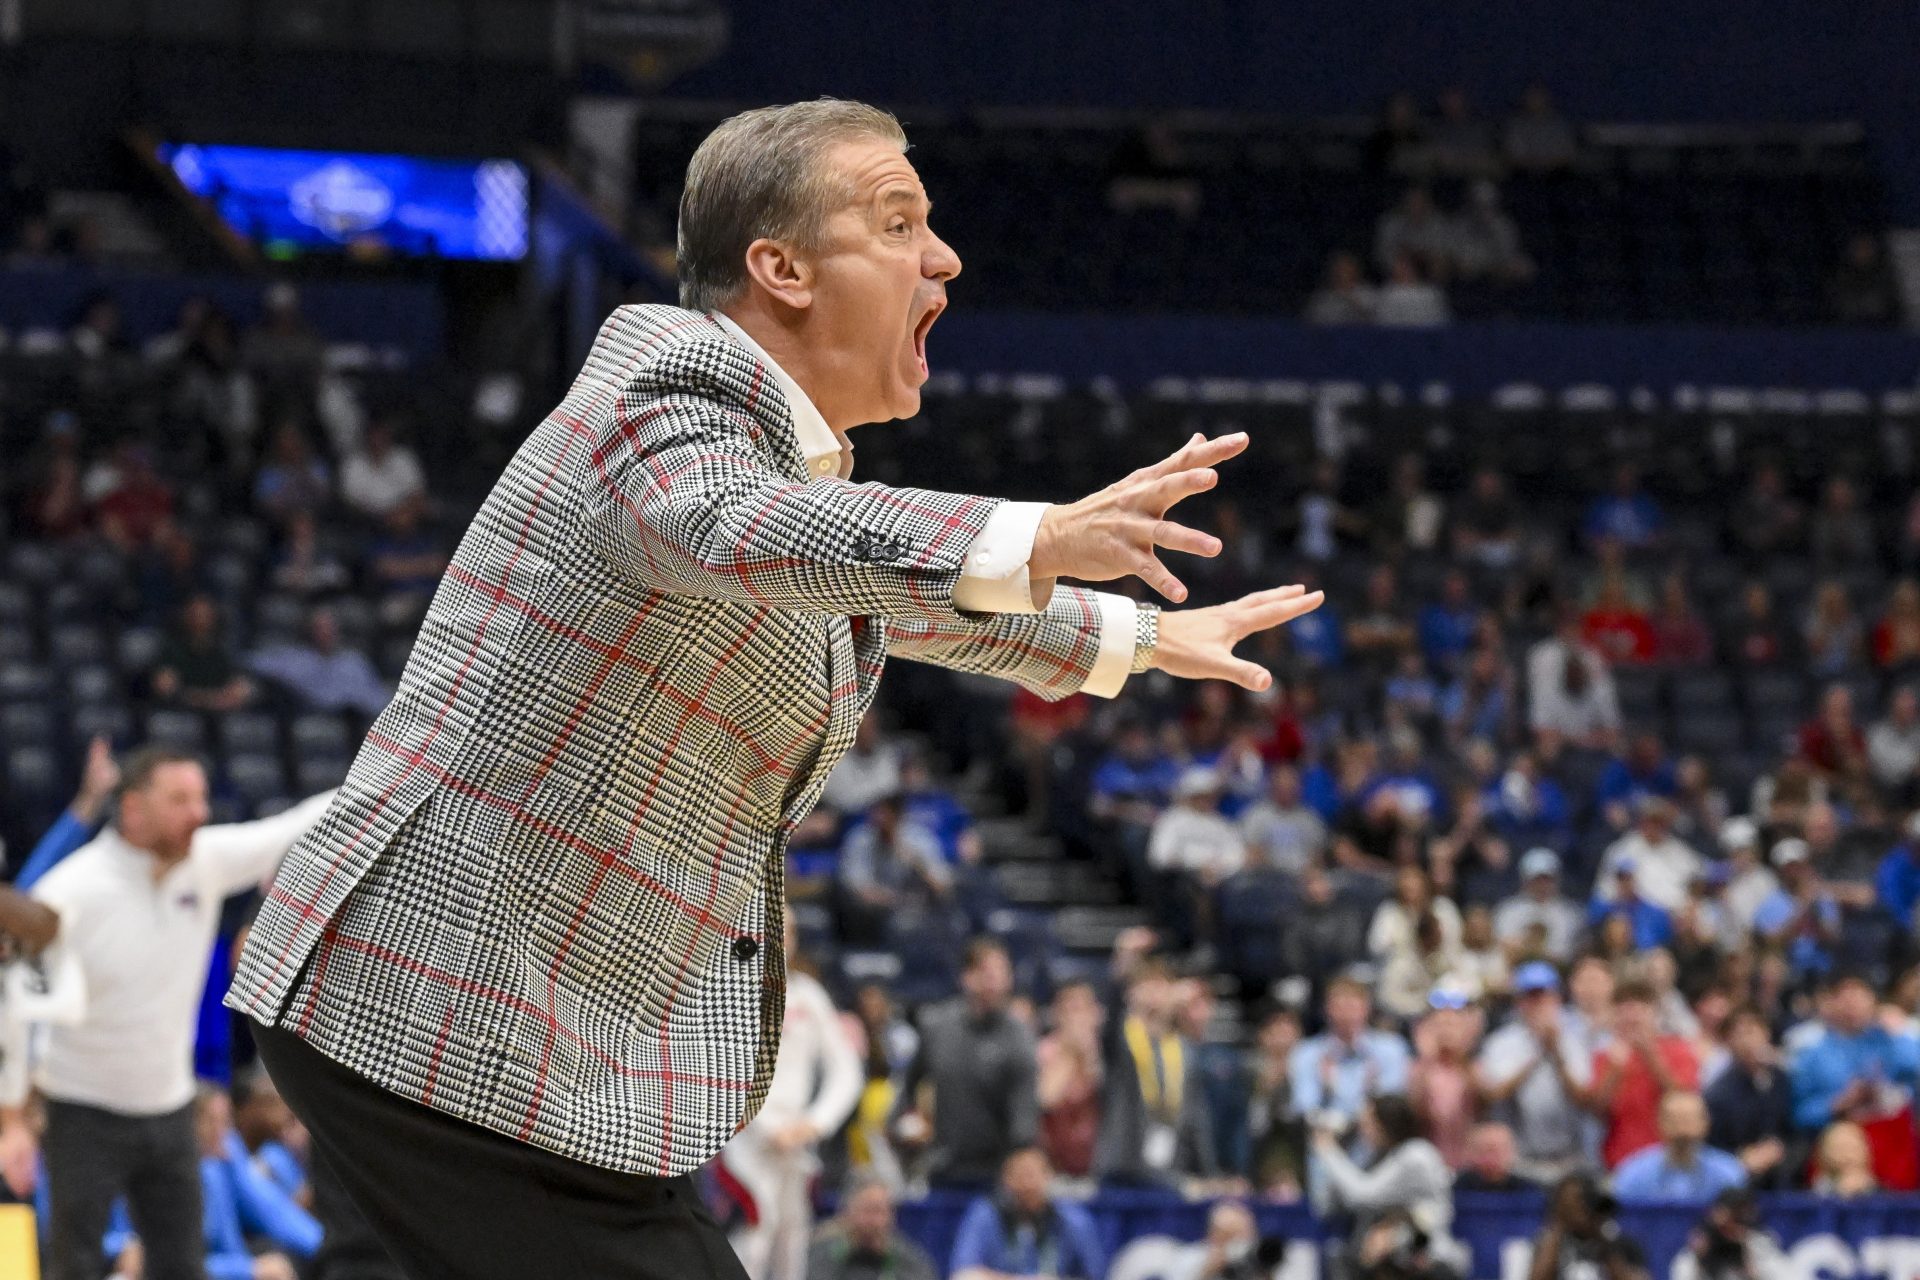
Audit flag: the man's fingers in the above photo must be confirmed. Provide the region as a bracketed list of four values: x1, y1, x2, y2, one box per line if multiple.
[1235, 588, 1326, 635]
[1137, 554, 1189, 604]
[1140, 431, 1249, 481]
[1146, 467, 1219, 512]
[1151, 520, 1223, 558]
[1218, 658, 1274, 693]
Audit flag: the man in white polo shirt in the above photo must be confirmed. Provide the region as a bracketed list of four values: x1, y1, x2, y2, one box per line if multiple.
[0, 747, 333, 1280]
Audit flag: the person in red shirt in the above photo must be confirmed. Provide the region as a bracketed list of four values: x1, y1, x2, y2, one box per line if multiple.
[1797, 684, 1870, 782]
[1582, 574, 1656, 666]
[1872, 579, 1920, 670]
[1586, 980, 1700, 1168]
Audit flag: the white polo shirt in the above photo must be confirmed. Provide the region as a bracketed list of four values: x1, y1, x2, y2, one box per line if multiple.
[28, 793, 335, 1115]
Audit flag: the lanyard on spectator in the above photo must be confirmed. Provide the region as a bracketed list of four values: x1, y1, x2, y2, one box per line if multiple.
[1123, 1016, 1183, 1121]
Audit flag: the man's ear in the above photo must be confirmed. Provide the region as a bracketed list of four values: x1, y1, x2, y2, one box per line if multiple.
[743, 237, 812, 311]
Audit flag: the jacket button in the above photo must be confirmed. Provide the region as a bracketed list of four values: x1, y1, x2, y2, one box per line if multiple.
[732, 936, 760, 962]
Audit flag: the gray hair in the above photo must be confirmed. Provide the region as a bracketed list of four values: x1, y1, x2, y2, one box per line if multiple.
[677, 98, 907, 314]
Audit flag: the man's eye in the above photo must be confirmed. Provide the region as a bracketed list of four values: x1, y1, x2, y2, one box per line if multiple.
[889, 220, 910, 235]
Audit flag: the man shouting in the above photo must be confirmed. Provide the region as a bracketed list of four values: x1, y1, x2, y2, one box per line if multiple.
[230, 98, 1324, 1278]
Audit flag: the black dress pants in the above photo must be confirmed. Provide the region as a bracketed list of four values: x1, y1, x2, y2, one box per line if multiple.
[42, 1099, 205, 1280]
[252, 1020, 748, 1280]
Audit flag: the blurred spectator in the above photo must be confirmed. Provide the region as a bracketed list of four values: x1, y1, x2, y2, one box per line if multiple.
[199, 1083, 322, 1262]
[248, 608, 391, 717]
[1704, 1006, 1795, 1190]
[1596, 735, 1677, 832]
[1452, 467, 1521, 570]
[268, 511, 352, 598]
[1876, 814, 1920, 929]
[892, 940, 1037, 1189]
[1237, 765, 1326, 876]
[1803, 581, 1865, 678]
[1149, 769, 1247, 901]
[1752, 839, 1840, 981]
[1094, 958, 1218, 1186]
[136, 523, 208, 627]
[1481, 752, 1572, 852]
[1788, 971, 1920, 1187]
[1089, 719, 1180, 863]
[87, 440, 176, 551]
[1809, 476, 1875, 566]
[242, 283, 326, 421]
[1304, 251, 1378, 325]
[1650, 572, 1714, 666]
[1495, 850, 1582, 963]
[1447, 181, 1534, 284]
[1367, 93, 1429, 176]
[1310, 1093, 1463, 1275]
[69, 293, 130, 362]
[152, 593, 257, 712]
[1528, 1173, 1650, 1280]
[252, 422, 332, 527]
[1503, 83, 1579, 172]
[1375, 189, 1454, 278]
[365, 497, 449, 627]
[1827, 233, 1899, 325]
[1670, 757, 1729, 848]
[1811, 1121, 1880, 1198]
[1036, 981, 1105, 1179]
[229, 1067, 307, 1206]
[1347, 565, 1417, 678]
[897, 750, 981, 867]
[1798, 684, 1869, 782]
[1527, 611, 1623, 753]
[1426, 88, 1499, 176]
[1441, 647, 1516, 747]
[1278, 867, 1371, 988]
[1451, 1122, 1529, 1192]
[1291, 461, 1363, 566]
[806, 1174, 938, 1280]
[1670, 1188, 1791, 1280]
[22, 411, 89, 539]
[150, 297, 254, 447]
[1160, 1200, 1266, 1280]
[1290, 977, 1412, 1131]
[1374, 254, 1452, 328]
[948, 1147, 1105, 1280]
[1588, 861, 1674, 950]
[340, 417, 428, 522]
[1371, 453, 1446, 557]
[1872, 579, 1920, 671]
[1104, 122, 1202, 220]
[837, 794, 953, 942]
[1728, 462, 1804, 563]
[5, 212, 59, 266]
[1583, 465, 1663, 550]
[1596, 799, 1702, 912]
[1242, 1006, 1306, 1199]
[1418, 570, 1478, 673]
[824, 716, 904, 817]
[1717, 818, 1778, 935]
[1727, 582, 1792, 667]
[1371, 868, 1465, 1021]
[1612, 1091, 1746, 1205]
[1476, 963, 1593, 1181]
[1588, 979, 1702, 1168]
[1408, 992, 1481, 1167]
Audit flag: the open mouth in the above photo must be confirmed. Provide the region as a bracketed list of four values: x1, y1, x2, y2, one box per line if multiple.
[911, 297, 944, 376]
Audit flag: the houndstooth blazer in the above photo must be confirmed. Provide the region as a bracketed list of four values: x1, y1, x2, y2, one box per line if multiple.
[227, 305, 1120, 1176]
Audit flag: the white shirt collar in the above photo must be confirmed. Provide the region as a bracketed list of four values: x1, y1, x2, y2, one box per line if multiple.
[710, 311, 848, 480]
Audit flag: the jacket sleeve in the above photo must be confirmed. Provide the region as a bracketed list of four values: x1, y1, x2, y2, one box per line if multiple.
[883, 585, 1136, 701]
[582, 342, 1002, 621]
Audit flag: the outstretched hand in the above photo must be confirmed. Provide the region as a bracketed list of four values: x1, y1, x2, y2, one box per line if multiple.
[1153, 584, 1326, 691]
[1031, 432, 1248, 603]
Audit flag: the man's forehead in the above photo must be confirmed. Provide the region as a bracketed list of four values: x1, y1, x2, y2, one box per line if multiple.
[831, 140, 926, 205]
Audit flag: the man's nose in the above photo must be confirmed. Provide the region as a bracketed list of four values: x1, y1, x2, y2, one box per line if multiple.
[925, 231, 961, 282]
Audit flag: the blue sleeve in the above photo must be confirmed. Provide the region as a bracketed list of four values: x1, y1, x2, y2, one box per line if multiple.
[1290, 1044, 1325, 1114]
[14, 811, 96, 890]
[1610, 1155, 1653, 1204]
[1645, 906, 1673, 947]
[102, 1198, 135, 1259]
[1889, 1033, 1920, 1087]
[948, 1200, 1000, 1274]
[1878, 852, 1917, 922]
[226, 1137, 322, 1257]
[1594, 763, 1628, 807]
[206, 1253, 259, 1280]
[1061, 1203, 1110, 1280]
[1373, 1037, 1412, 1094]
[1790, 1043, 1837, 1130]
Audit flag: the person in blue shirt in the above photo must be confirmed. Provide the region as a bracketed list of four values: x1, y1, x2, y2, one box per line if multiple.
[231, 1068, 309, 1205]
[1752, 840, 1840, 979]
[898, 751, 980, 866]
[1417, 569, 1479, 672]
[1288, 977, 1412, 1128]
[1583, 464, 1664, 549]
[949, 1147, 1106, 1280]
[1283, 591, 1345, 669]
[1587, 862, 1673, 949]
[1480, 753, 1572, 852]
[1612, 1091, 1747, 1205]
[1594, 734, 1677, 832]
[1790, 970, 1920, 1132]
[10, 736, 120, 889]
[1876, 821, 1920, 928]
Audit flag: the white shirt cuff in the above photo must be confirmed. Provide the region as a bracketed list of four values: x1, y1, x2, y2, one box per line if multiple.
[1079, 592, 1138, 699]
[951, 501, 1055, 614]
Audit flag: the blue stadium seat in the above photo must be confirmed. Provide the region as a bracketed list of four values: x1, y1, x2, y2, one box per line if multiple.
[219, 711, 281, 756]
[295, 756, 350, 794]
[71, 703, 133, 745]
[65, 664, 119, 706]
[225, 753, 290, 806]
[0, 663, 56, 703]
[290, 713, 350, 757]
[0, 703, 58, 747]
[144, 709, 207, 752]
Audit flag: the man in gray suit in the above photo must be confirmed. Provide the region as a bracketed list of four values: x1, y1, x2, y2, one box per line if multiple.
[232, 99, 1324, 1278]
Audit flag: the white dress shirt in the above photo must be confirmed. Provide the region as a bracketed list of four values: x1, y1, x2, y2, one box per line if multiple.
[712, 313, 1136, 697]
[28, 793, 335, 1115]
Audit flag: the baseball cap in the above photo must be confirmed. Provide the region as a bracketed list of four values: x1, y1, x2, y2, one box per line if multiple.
[1519, 848, 1561, 879]
[1174, 767, 1223, 800]
[1428, 979, 1474, 1011]
[1771, 837, 1811, 868]
[1719, 816, 1759, 852]
[1513, 962, 1561, 995]
[1613, 856, 1638, 877]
